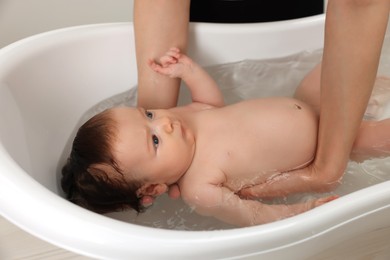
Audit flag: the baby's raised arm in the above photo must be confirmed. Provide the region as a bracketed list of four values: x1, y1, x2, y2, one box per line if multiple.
[149, 47, 224, 107]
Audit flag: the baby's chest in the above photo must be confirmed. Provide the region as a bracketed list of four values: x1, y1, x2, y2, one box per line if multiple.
[189, 144, 271, 191]
[196, 126, 277, 170]
[196, 111, 314, 176]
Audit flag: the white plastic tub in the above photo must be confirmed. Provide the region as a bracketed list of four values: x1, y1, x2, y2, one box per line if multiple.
[1, 16, 390, 259]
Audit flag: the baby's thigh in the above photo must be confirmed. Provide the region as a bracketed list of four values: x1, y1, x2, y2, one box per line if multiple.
[294, 63, 321, 115]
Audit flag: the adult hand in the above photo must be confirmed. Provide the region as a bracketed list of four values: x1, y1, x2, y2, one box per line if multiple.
[239, 162, 341, 199]
[242, 0, 389, 201]
[140, 183, 181, 207]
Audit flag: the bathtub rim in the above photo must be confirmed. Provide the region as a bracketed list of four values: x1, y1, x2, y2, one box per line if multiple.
[2, 149, 390, 259]
[1, 17, 390, 259]
[0, 14, 327, 67]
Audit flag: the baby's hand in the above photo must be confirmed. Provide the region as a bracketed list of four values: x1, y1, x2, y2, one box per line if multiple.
[140, 183, 181, 207]
[148, 47, 192, 79]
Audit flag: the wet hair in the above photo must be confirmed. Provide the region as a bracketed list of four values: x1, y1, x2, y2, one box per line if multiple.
[61, 109, 144, 213]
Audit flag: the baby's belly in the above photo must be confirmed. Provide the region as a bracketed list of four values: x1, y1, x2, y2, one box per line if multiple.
[215, 97, 318, 190]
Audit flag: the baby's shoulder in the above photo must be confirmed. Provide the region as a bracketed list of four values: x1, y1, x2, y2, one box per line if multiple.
[174, 102, 216, 113]
[179, 168, 226, 205]
[179, 170, 206, 195]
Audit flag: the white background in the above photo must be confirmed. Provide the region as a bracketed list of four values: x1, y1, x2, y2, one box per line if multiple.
[0, 0, 330, 49]
[0, 0, 133, 48]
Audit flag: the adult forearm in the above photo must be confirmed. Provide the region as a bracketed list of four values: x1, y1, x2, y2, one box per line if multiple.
[134, 0, 190, 109]
[314, 0, 390, 185]
[223, 0, 390, 199]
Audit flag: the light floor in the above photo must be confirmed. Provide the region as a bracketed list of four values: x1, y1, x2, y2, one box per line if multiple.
[1, 215, 390, 260]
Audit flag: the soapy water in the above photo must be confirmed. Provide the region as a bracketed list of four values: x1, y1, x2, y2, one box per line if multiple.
[83, 37, 390, 230]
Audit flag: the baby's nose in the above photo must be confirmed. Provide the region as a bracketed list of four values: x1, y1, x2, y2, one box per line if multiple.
[156, 117, 173, 133]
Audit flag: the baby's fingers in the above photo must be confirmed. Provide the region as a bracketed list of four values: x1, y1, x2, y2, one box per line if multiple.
[168, 184, 181, 200]
[159, 48, 181, 67]
[159, 55, 177, 67]
[166, 47, 181, 59]
[148, 59, 175, 77]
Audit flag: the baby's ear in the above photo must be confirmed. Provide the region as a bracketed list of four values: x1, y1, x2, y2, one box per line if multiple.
[136, 183, 168, 197]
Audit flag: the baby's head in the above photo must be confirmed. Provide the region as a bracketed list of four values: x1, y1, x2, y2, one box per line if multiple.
[61, 109, 144, 213]
[61, 106, 195, 213]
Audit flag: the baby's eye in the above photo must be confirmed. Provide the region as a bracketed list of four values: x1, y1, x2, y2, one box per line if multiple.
[145, 110, 154, 119]
[152, 135, 159, 148]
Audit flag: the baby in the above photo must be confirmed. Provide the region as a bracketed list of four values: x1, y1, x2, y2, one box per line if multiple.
[62, 48, 389, 227]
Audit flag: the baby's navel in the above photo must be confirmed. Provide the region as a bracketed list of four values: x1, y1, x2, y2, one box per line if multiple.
[294, 104, 302, 110]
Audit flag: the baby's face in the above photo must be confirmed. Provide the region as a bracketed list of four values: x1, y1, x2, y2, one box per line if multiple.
[109, 107, 195, 185]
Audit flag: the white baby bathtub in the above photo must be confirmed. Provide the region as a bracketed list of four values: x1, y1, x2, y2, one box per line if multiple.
[1, 15, 390, 259]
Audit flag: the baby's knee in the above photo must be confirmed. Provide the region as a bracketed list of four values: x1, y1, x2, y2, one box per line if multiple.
[352, 120, 390, 162]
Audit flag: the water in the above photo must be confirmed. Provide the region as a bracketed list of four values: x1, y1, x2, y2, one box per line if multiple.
[86, 37, 390, 230]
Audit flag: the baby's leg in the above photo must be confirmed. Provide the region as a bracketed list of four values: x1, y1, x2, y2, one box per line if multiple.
[296, 63, 390, 162]
[364, 76, 390, 120]
[295, 64, 390, 119]
[354, 76, 390, 161]
[352, 119, 390, 162]
[294, 63, 321, 115]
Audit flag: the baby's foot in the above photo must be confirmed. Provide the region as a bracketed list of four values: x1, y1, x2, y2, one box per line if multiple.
[313, 195, 339, 207]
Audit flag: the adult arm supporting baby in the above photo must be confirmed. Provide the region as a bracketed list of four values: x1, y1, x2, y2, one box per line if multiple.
[241, 0, 390, 198]
[134, 0, 190, 109]
[182, 182, 337, 227]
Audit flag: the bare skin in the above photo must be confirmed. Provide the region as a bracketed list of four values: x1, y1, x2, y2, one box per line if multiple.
[134, 0, 191, 200]
[134, 0, 190, 109]
[145, 48, 390, 226]
[313, 0, 390, 188]
[104, 48, 387, 226]
[238, 0, 390, 198]
[240, 64, 390, 198]
[296, 65, 390, 163]
[134, 0, 390, 205]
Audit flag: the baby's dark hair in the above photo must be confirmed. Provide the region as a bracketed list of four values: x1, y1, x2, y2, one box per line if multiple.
[61, 109, 144, 214]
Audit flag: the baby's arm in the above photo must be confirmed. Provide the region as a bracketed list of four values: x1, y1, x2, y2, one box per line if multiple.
[149, 47, 224, 107]
[183, 183, 337, 227]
